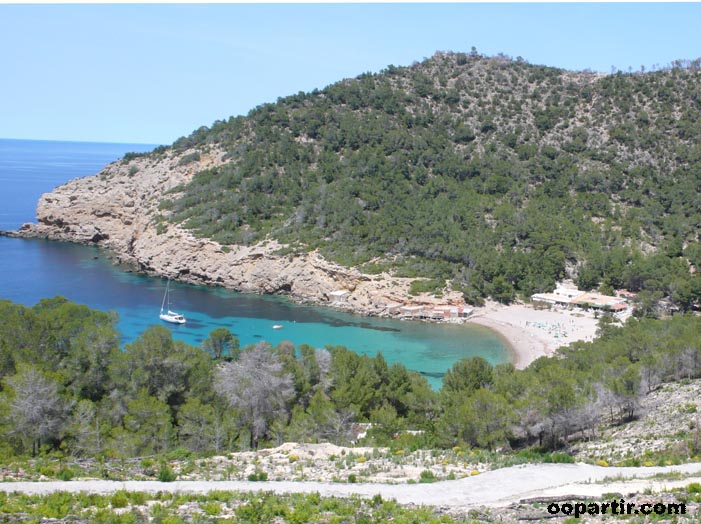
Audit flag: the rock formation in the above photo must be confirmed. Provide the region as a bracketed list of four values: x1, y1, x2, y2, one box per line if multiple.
[15, 149, 457, 316]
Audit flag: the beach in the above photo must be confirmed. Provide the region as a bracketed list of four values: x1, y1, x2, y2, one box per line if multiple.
[469, 301, 600, 368]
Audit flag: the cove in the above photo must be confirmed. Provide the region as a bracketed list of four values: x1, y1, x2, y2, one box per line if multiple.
[0, 235, 510, 388]
[0, 138, 511, 388]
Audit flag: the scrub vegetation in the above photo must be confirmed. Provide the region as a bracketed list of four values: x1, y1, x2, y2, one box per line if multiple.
[0, 490, 459, 524]
[2, 297, 701, 469]
[151, 51, 701, 308]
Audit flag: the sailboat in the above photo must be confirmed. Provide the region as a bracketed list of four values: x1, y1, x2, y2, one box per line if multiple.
[160, 278, 186, 324]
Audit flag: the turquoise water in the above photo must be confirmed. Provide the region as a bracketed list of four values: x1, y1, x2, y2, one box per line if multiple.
[0, 139, 511, 387]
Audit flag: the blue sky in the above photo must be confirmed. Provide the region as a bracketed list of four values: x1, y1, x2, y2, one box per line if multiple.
[2, 3, 699, 145]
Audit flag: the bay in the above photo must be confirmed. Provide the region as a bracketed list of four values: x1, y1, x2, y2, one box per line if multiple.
[0, 138, 511, 387]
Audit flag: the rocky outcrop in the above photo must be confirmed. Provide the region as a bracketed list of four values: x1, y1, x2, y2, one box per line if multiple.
[15, 148, 457, 316]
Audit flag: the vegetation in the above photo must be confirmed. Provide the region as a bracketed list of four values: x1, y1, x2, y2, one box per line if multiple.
[0, 488, 699, 524]
[2, 297, 701, 466]
[0, 298, 437, 460]
[0, 490, 461, 524]
[150, 51, 701, 306]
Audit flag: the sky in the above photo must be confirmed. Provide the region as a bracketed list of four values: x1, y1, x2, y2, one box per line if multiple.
[1, 3, 700, 145]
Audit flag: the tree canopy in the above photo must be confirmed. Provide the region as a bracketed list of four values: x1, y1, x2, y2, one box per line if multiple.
[148, 52, 701, 307]
[2, 297, 701, 459]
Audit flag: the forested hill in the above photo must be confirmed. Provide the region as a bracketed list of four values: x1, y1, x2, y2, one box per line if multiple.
[155, 51, 701, 307]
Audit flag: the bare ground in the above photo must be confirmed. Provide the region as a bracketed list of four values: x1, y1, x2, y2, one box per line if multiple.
[2, 462, 701, 511]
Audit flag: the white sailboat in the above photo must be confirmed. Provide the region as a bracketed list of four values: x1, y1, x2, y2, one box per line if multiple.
[160, 278, 186, 324]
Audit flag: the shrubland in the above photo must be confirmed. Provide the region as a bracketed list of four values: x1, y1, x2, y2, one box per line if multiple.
[144, 51, 701, 308]
[1, 297, 701, 470]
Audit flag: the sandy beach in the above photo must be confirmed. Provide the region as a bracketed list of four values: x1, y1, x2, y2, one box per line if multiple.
[469, 301, 600, 368]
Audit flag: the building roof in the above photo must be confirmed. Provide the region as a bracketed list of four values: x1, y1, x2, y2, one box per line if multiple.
[571, 292, 625, 308]
[553, 287, 585, 299]
[532, 292, 573, 304]
[532, 288, 629, 309]
[610, 303, 628, 311]
[400, 305, 424, 312]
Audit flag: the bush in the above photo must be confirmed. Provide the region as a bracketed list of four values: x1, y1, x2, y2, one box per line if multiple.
[166, 447, 191, 460]
[419, 470, 436, 483]
[122, 151, 147, 162]
[409, 279, 444, 296]
[247, 470, 268, 481]
[110, 490, 129, 509]
[546, 452, 575, 464]
[157, 464, 177, 482]
[687, 482, 701, 493]
[201, 501, 222, 516]
[57, 467, 75, 481]
[128, 491, 147, 505]
[178, 152, 201, 166]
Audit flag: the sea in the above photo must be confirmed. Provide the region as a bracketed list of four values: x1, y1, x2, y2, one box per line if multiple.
[0, 138, 511, 387]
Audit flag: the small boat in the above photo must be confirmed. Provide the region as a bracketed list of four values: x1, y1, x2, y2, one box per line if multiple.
[272, 324, 283, 330]
[160, 278, 186, 324]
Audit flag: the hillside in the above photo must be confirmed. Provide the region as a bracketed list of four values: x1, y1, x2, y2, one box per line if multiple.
[3, 378, 701, 522]
[14, 51, 701, 309]
[2, 296, 701, 469]
[161, 52, 701, 305]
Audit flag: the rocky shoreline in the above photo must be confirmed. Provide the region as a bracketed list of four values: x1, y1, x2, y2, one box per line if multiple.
[5, 147, 471, 317]
[7, 148, 600, 368]
[7, 218, 465, 322]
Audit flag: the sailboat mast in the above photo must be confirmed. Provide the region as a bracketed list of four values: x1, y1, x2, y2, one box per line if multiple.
[161, 279, 169, 313]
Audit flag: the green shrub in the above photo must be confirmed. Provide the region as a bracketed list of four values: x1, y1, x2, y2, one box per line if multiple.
[37, 491, 75, 518]
[687, 482, 701, 493]
[247, 470, 268, 481]
[157, 464, 177, 482]
[201, 501, 222, 516]
[166, 447, 191, 460]
[110, 490, 129, 509]
[409, 279, 444, 296]
[57, 467, 75, 481]
[419, 470, 436, 483]
[127, 491, 147, 506]
[178, 152, 201, 166]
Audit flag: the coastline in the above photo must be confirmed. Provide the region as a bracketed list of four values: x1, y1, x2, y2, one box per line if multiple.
[4, 141, 605, 373]
[3, 229, 599, 371]
[468, 301, 599, 369]
[468, 315, 546, 369]
[4, 228, 600, 371]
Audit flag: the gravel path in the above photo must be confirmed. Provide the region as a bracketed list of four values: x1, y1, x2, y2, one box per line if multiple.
[3, 463, 701, 509]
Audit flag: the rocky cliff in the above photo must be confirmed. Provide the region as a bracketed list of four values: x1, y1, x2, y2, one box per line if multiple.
[14, 148, 457, 315]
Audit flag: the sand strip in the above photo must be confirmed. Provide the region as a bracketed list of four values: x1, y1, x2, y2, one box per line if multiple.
[468, 302, 599, 369]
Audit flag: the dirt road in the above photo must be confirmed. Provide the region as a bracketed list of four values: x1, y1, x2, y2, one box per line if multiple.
[3, 462, 701, 509]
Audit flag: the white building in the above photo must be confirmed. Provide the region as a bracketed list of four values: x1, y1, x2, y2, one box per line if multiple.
[328, 290, 350, 305]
